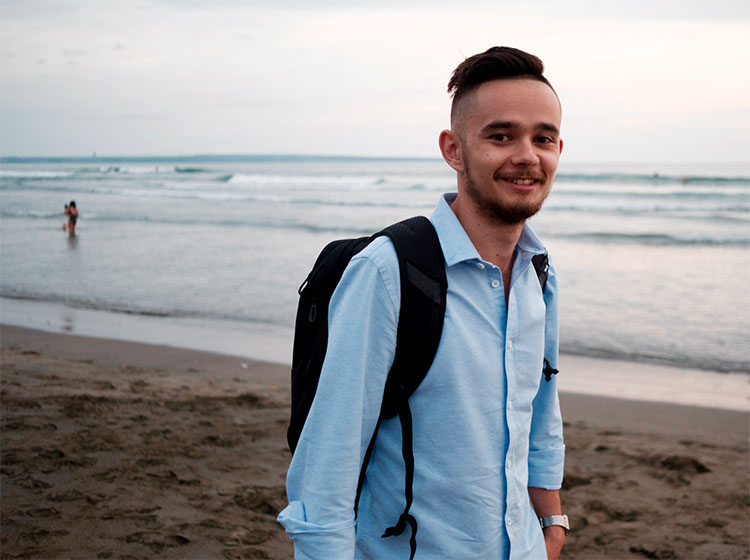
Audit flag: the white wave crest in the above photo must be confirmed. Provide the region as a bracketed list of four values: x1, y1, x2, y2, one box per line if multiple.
[227, 173, 383, 189]
[0, 169, 74, 178]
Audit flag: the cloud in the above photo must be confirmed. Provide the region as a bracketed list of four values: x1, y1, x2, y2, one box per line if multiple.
[137, 0, 750, 21]
[0, 0, 748, 160]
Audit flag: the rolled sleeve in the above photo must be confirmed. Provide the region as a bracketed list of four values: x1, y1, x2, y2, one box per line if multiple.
[278, 501, 356, 559]
[527, 376, 565, 489]
[527, 446, 566, 489]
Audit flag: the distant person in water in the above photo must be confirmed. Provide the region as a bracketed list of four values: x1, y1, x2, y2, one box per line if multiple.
[63, 201, 78, 235]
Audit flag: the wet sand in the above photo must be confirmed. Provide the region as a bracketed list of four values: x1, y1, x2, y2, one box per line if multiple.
[1, 325, 748, 559]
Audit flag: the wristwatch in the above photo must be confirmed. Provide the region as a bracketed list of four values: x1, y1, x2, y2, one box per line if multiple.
[539, 514, 569, 535]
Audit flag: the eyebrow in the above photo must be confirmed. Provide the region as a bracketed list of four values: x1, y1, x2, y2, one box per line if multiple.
[482, 121, 560, 135]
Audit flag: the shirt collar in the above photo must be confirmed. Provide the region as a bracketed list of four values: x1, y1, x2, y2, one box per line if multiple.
[431, 193, 547, 267]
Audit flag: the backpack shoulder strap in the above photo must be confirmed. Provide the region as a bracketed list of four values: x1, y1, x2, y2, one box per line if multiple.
[531, 252, 549, 292]
[532, 252, 559, 383]
[355, 216, 446, 560]
[380, 216, 447, 416]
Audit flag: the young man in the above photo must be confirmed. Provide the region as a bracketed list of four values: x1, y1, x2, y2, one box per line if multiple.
[278, 46, 567, 559]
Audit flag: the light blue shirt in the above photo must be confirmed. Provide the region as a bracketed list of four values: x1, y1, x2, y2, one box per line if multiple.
[278, 193, 565, 559]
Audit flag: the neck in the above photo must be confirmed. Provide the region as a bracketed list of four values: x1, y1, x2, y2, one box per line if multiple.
[450, 193, 525, 272]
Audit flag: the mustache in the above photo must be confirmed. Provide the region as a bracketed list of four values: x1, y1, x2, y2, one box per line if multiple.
[493, 170, 547, 183]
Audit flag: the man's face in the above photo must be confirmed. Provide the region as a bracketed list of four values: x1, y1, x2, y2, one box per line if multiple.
[452, 79, 562, 225]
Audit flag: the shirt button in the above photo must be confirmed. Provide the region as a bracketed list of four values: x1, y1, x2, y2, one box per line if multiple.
[477, 262, 485, 270]
[507, 340, 513, 349]
[506, 459, 512, 469]
[491, 279, 500, 288]
[506, 515, 513, 525]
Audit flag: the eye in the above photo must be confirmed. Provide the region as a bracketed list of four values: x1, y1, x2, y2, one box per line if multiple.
[535, 136, 555, 144]
[490, 133, 510, 142]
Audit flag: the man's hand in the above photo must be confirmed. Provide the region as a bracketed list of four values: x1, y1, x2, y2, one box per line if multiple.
[542, 525, 565, 560]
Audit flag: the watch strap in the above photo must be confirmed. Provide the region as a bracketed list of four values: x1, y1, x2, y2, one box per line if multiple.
[539, 514, 569, 534]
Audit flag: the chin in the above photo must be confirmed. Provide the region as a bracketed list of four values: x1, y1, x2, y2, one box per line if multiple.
[482, 200, 544, 225]
[464, 175, 550, 225]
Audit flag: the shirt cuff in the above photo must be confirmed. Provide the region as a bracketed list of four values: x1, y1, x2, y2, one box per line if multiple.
[277, 500, 356, 559]
[527, 446, 565, 489]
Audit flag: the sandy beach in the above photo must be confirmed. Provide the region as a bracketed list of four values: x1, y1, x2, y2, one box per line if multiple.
[1, 324, 748, 559]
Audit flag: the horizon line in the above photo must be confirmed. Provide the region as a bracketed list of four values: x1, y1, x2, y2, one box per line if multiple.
[1, 153, 748, 168]
[0, 153, 442, 163]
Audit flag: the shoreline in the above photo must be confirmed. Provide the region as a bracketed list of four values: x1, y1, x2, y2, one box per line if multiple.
[2, 295, 748, 412]
[1, 324, 746, 442]
[3, 324, 747, 442]
[2, 324, 748, 559]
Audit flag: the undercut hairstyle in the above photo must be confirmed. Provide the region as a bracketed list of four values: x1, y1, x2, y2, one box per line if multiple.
[448, 46, 556, 133]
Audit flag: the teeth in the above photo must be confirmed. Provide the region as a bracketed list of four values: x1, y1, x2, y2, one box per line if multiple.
[508, 178, 535, 185]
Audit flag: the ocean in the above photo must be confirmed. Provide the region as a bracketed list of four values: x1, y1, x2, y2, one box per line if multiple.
[1, 156, 748, 374]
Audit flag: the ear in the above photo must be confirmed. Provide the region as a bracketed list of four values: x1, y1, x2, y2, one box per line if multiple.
[439, 129, 464, 173]
[559, 138, 564, 155]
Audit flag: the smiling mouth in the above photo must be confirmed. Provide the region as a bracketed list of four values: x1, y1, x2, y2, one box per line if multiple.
[506, 178, 537, 186]
[498, 176, 542, 187]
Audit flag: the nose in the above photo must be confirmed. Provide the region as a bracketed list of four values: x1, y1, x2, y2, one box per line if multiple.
[510, 138, 539, 166]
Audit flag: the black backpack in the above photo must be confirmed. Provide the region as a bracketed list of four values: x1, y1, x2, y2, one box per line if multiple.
[287, 215, 552, 560]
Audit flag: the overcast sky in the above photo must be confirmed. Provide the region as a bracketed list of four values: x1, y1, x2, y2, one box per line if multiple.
[1, 0, 748, 163]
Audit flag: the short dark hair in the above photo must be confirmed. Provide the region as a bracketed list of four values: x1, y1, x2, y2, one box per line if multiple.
[448, 47, 555, 128]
